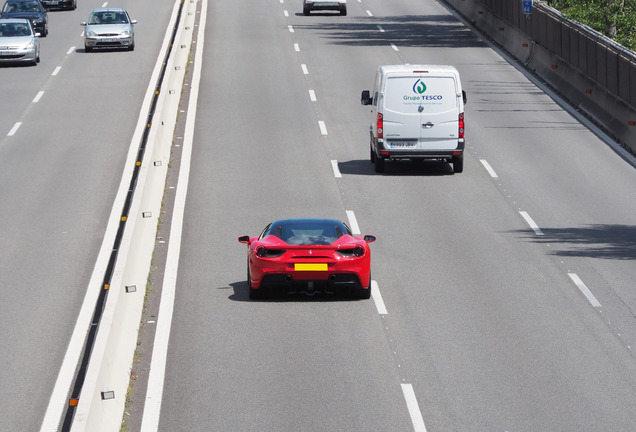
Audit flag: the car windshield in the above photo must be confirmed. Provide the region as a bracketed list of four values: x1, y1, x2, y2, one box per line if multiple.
[2, 1, 41, 12]
[263, 219, 351, 245]
[88, 11, 129, 25]
[0, 22, 31, 36]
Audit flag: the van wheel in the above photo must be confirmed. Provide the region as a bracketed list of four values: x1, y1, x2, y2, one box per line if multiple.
[340, 6, 347, 15]
[453, 154, 464, 173]
[374, 156, 385, 173]
[303, 6, 310, 15]
[370, 143, 376, 162]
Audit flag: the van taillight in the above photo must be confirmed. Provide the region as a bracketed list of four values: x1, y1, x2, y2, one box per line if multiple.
[377, 113, 383, 139]
[458, 112, 465, 139]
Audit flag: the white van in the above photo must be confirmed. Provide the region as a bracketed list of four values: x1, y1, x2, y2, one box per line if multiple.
[361, 65, 466, 173]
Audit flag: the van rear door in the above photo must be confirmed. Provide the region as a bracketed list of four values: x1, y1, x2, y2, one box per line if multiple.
[383, 73, 459, 151]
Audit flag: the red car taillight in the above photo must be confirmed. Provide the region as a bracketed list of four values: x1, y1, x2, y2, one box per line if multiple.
[377, 113, 383, 139]
[336, 245, 365, 257]
[458, 112, 464, 139]
[256, 246, 285, 258]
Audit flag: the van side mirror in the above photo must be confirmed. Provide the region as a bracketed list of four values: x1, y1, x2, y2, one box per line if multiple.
[462, 90, 467, 105]
[361, 90, 372, 106]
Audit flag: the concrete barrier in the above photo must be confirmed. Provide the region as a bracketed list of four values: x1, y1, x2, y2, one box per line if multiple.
[443, 0, 636, 154]
[69, 0, 197, 430]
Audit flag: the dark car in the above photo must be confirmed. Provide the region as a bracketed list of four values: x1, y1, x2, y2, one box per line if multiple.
[1, 0, 47, 36]
[40, 0, 76, 11]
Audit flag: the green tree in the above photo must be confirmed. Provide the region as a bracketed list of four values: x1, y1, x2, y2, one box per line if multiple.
[550, 0, 636, 50]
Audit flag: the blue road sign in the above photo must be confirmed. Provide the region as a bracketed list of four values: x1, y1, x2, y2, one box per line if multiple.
[523, 0, 532, 14]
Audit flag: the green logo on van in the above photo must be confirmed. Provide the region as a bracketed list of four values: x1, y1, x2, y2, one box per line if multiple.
[413, 79, 427, 94]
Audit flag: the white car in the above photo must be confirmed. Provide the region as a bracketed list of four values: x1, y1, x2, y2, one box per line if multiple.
[0, 18, 40, 65]
[81, 8, 136, 52]
[303, 0, 346, 16]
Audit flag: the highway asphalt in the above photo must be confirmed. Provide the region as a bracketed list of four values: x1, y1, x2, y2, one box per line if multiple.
[1, 0, 635, 431]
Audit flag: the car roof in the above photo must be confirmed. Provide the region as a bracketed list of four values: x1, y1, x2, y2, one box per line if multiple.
[89, 8, 127, 12]
[0, 18, 31, 23]
[270, 218, 345, 226]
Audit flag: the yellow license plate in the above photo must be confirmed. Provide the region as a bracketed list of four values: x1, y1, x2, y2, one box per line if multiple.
[294, 263, 328, 271]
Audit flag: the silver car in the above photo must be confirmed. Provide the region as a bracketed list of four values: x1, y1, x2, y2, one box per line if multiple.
[303, 0, 347, 15]
[0, 18, 40, 65]
[81, 8, 136, 52]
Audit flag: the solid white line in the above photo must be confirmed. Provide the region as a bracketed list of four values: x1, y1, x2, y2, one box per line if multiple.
[308, 89, 316, 101]
[568, 273, 602, 307]
[52, 66, 61, 76]
[8, 122, 21, 136]
[140, 0, 208, 430]
[519, 211, 544, 236]
[318, 120, 327, 135]
[301, 64, 308, 74]
[33, 91, 44, 103]
[66, 46, 75, 55]
[401, 383, 428, 432]
[480, 159, 498, 178]
[371, 281, 387, 314]
[331, 160, 341, 178]
[294, 43, 300, 52]
[288, 25, 294, 33]
[391, 43, 399, 51]
[346, 210, 360, 235]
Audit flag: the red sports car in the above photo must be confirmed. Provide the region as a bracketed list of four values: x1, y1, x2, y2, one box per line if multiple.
[238, 218, 376, 299]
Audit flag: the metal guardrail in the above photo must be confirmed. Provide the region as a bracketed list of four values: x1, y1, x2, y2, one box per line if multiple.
[478, 0, 636, 109]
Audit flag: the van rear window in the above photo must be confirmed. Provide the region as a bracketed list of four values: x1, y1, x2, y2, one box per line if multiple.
[385, 76, 457, 113]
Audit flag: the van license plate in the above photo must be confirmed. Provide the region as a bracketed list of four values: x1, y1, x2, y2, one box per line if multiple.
[389, 142, 415, 148]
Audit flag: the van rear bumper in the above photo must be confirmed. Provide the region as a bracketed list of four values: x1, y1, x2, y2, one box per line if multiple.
[379, 141, 464, 160]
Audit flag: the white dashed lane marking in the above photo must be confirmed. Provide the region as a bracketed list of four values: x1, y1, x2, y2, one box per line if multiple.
[401, 384, 428, 432]
[33, 91, 44, 103]
[8, 122, 22, 136]
[346, 210, 360, 235]
[568, 273, 602, 307]
[519, 211, 544, 236]
[330, 160, 341, 178]
[371, 281, 387, 315]
[480, 159, 498, 178]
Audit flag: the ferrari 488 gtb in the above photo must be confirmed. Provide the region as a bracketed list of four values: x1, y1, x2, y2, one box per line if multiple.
[239, 218, 375, 299]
